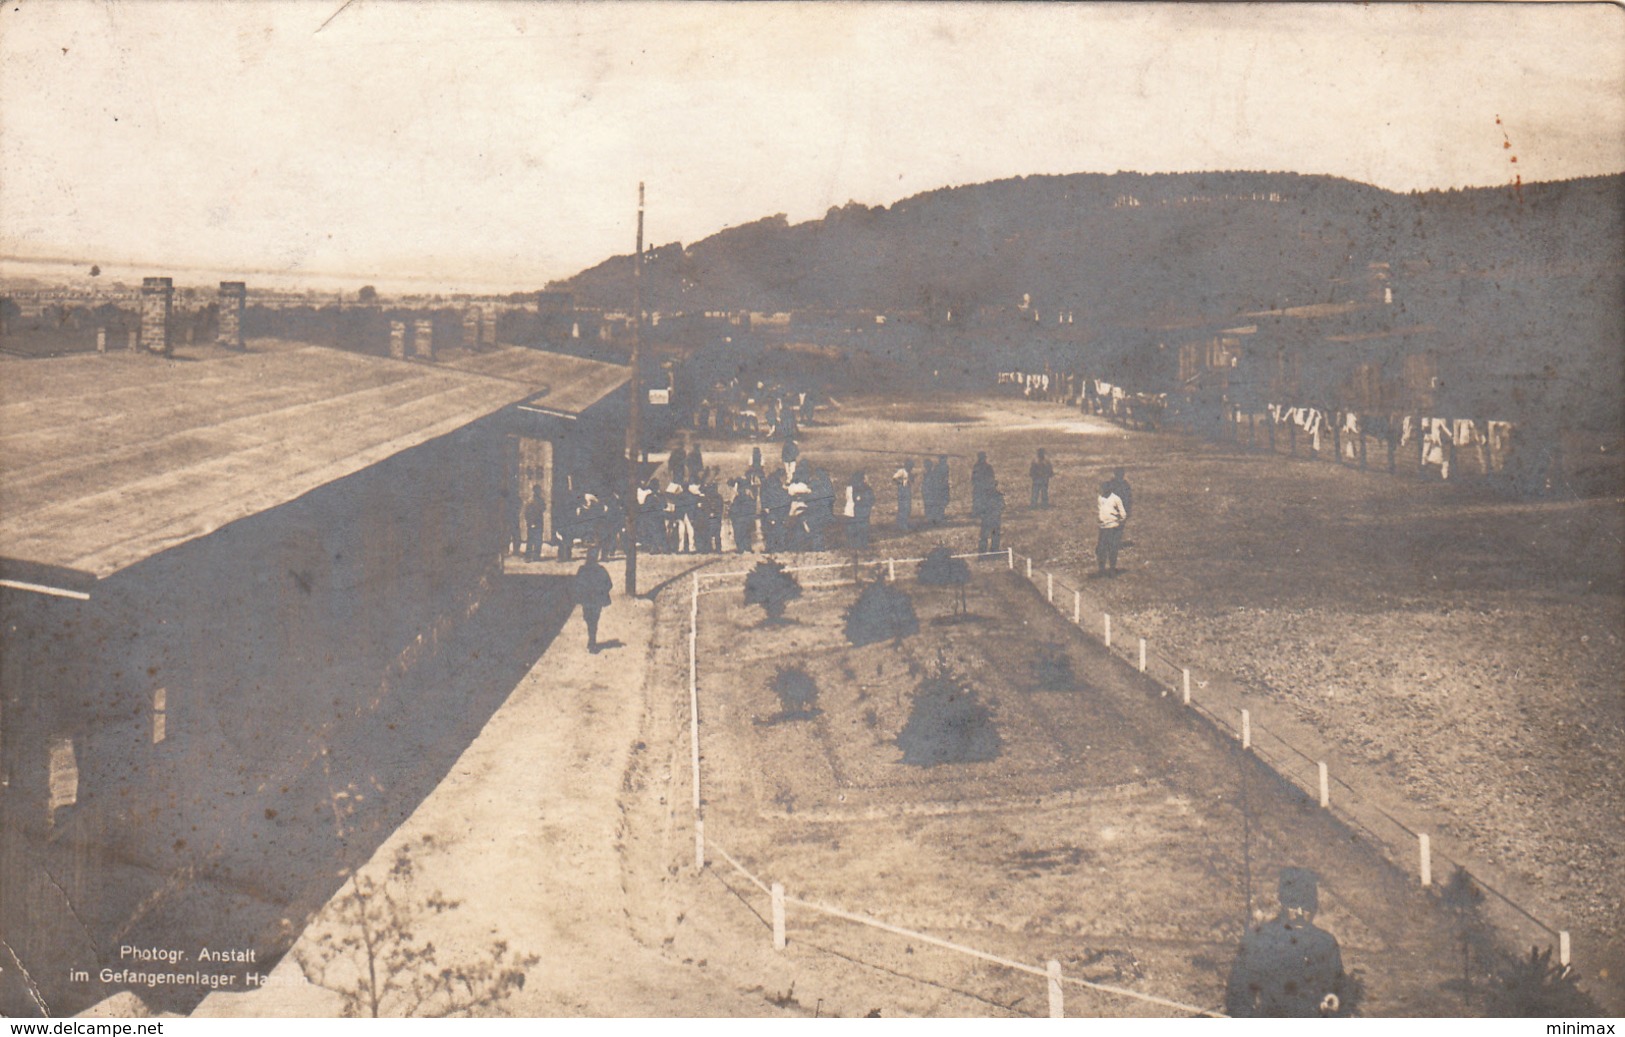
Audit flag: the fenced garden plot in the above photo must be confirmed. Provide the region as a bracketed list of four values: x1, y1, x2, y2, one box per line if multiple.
[674, 552, 1486, 1015]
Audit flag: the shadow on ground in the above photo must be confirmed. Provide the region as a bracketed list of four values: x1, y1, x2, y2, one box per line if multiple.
[76, 574, 572, 1016]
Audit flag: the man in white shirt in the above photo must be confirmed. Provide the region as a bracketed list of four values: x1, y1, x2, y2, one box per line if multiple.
[1096, 482, 1127, 577]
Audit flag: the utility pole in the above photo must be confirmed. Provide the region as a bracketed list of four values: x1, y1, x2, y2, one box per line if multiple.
[624, 182, 645, 597]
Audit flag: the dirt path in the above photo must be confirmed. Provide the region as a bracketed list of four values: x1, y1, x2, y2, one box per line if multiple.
[194, 573, 793, 1017]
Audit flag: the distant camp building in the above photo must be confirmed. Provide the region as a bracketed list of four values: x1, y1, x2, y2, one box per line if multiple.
[0, 338, 626, 1016]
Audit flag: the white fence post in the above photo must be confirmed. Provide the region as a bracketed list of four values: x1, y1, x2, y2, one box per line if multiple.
[1046, 572, 1053, 602]
[1103, 613, 1112, 647]
[888, 558, 896, 581]
[1559, 930, 1571, 967]
[1240, 709, 1251, 750]
[772, 882, 787, 951]
[1047, 959, 1064, 1018]
[1007, 546, 1014, 569]
[1138, 637, 1147, 673]
[1073, 589, 1081, 624]
[1026, 557, 1033, 580]
[1318, 762, 1330, 809]
[1419, 833, 1432, 887]
[1182, 668, 1191, 705]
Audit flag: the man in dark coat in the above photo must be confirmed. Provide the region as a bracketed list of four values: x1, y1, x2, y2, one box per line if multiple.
[1226, 868, 1351, 1017]
[1029, 448, 1054, 508]
[524, 485, 546, 561]
[970, 452, 996, 517]
[728, 479, 758, 553]
[849, 471, 875, 549]
[571, 547, 614, 653]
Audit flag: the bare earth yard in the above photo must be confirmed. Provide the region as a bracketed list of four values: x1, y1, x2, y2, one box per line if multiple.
[674, 392, 1623, 1009]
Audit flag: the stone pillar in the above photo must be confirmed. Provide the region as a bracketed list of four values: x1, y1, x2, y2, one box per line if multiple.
[96, 327, 107, 353]
[127, 328, 139, 352]
[139, 277, 173, 356]
[413, 318, 433, 359]
[217, 281, 246, 349]
[463, 308, 483, 351]
[389, 321, 407, 359]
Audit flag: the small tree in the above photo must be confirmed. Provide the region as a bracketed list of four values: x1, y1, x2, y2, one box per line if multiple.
[744, 557, 802, 623]
[1486, 946, 1590, 1016]
[843, 578, 919, 647]
[296, 840, 538, 1017]
[897, 655, 1000, 766]
[768, 663, 820, 720]
[358, 285, 379, 304]
[916, 546, 971, 616]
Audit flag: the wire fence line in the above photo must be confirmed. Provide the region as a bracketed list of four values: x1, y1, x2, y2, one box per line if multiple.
[709, 837, 1227, 1018]
[1002, 546, 1571, 962]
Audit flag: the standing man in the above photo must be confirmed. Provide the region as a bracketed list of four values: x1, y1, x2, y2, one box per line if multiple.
[971, 452, 996, 518]
[571, 547, 614, 653]
[1029, 448, 1054, 509]
[977, 480, 1006, 555]
[893, 459, 915, 532]
[1096, 480, 1127, 577]
[1226, 868, 1351, 1017]
[728, 478, 758, 553]
[850, 471, 875, 550]
[1103, 466, 1133, 545]
[524, 485, 547, 562]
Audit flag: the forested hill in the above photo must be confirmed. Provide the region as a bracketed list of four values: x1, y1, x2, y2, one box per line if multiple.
[553, 171, 1624, 324]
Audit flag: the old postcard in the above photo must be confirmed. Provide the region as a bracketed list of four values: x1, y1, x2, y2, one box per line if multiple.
[2, 1, 1621, 1022]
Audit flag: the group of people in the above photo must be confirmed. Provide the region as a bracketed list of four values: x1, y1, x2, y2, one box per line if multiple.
[529, 443, 1136, 580]
[691, 377, 823, 441]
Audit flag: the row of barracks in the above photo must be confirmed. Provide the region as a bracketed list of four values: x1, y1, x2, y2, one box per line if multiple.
[0, 291, 629, 1016]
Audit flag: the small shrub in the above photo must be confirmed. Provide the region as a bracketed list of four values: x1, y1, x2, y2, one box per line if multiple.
[916, 546, 971, 614]
[897, 656, 1000, 766]
[1029, 642, 1077, 690]
[743, 557, 802, 622]
[1486, 945, 1591, 1016]
[770, 664, 820, 719]
[844, 579, 920, 647]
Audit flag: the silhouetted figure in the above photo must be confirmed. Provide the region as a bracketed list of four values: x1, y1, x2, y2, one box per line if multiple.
[728, 479, 758, 553]
[760, 470, 790, 551]
[970, 452, 995, 517]
[849, 471, 875, 550]
[524, 485, 546, 562]
[1226, 868, 1350, 1017]
[571, 547, 614, 653]
[1029, 448, 1054, 508]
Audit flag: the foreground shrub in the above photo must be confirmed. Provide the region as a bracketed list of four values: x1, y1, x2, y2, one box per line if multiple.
[897, 656, 1000, 766]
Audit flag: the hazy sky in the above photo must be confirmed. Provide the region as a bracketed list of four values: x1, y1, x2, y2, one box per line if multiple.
[2, 1, 1622, 291]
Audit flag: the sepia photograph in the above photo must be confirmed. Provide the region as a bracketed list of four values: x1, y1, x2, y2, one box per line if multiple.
[1, 0, 1621, 1022]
